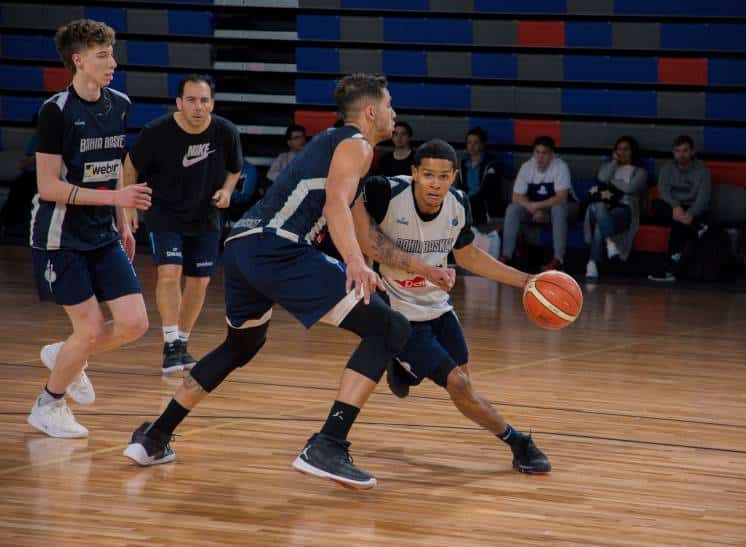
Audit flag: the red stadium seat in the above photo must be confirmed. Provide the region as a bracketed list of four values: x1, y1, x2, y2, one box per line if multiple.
[515, 119, 561, 146]
[294, 110, 337, 136]
[42, 67, 71, 92]
[705, 160, 746, 188]
[633, 224, 671, 253]
[658, 58, 708, 85]
[517, 21, 565, 47]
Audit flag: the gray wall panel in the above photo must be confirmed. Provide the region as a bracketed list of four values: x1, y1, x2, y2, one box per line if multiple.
[427, 52, 471, 78]
[114, 40, 128, 64]
[515, 87, 562, 115]
[561, 153, 602, 180]
[429, 0, 475, 11]
[1, 127, 35, 149]
[2, 4, 84, 29]
[657, 92, 706, 119]
[567, 0, 613, 15]
[470, 86, 515, 112]
[127, 9, 169, 35]
[126, 72, 169, 97]
[340, 16, 383, 42]
[613, 23, 660, 50]
[517, 55, 563, 81]
[339, 49, 382, 74]
[562, 121, 620, 149]
[473, 20, 517, 46]
[653, 125, 704, 151]
[407, 115, 468, 142]
[168, 43, 212, 68]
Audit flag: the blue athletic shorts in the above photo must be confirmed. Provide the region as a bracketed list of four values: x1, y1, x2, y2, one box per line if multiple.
[394, 310, 469, 388]
[149, 231, 221, 277]
[32, 241, 142, 306]
[223, 232, 356, 329]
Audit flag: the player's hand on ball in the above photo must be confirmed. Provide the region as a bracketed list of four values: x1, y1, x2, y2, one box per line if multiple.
[212, 189, 231, 209]
[427, 266, 456, 291]
[115, 183, 151, 210]
[346, 256, 384, 305]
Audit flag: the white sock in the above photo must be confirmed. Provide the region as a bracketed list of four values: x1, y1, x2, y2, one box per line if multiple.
[606, 238, 620, 258]
[178, 329, 190, 343]
[163, 325, 179, 344]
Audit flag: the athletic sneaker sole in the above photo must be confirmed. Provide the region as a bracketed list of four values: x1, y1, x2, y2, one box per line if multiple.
[513, 462, 551, 474]
[123, 443, 176, 466]
[41, 345, 95, 405]
[291, 456, 376, 490]
[161, 364, 185, 375]
[27, 413, 88, 438]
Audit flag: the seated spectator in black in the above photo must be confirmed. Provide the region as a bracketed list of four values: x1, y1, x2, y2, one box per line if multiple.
[266, 123, 306, 183]
[500, 136, 578, 272]
[455, 126, 504, 226]
[648, 135, 711, 282]
[0, 113, 38, 238]
[584, 136, 648, 280]
[375, 121, 415, 176]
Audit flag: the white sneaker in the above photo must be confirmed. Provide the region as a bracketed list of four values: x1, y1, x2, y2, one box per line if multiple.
[41, 343, 95, 405]
[585, 260, 599, 279]
[27, 396, 89, 438]
[605, 238, 620, 259]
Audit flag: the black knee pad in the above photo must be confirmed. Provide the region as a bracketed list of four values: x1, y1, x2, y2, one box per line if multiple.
[190, 323, 268, 392]
[339, 295, 412, 382]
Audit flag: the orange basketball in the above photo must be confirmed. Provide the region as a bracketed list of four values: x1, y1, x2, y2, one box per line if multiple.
[523, 271, 583, 330]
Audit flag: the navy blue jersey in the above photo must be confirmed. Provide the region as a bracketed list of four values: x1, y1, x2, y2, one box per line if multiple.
[30, 86, 130, 251]
[226, 125, 365, 245]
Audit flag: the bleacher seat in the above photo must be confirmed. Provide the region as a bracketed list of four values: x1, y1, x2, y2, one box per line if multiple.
[168, 11, 213, 36]
[468, 117, 514, 145]
[0, 96, 43, 122]
[472, 53, 517, 79]
[84, 6, 127, 32]
[565, 22, 612, 48]
[296, 47, 340, 73]
[126, 41, 169, 66]
[0, 66, 43, 91]
[706, 93, 746, 122]
[383, 50, 427, 76]
[128, 104, 169, 129]
[708, 59, 746, 85]
[295, 79, 336, 105]
[1, 35, 57, 61]
[296, 15, 340, 40]
[342, 0, 427, 8]
[475, 0, 566, 14]
[387, 82, 470, 109]
[704, 127, 746, 155]
[634, 225, 671, 253]
[294, 110, 337, 135]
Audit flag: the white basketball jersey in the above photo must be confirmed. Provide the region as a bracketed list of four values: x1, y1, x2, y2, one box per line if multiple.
[378, 177, 470, 322]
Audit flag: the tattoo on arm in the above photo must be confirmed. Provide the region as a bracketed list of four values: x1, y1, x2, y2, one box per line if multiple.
[183, 375, 206, 394]
[367, 215, 413, 271]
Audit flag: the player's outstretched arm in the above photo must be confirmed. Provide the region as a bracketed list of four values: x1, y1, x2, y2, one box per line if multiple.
[351, 199, 455, 292]
[36, 152, 152, 210]
[452, 242, 530, 289]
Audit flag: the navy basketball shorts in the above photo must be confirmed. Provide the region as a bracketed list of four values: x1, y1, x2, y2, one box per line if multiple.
[149, 231, 221, 277]
[395, 310, 469, 388]
[222, 232, 361, 329]
[32, 241, 142, 306]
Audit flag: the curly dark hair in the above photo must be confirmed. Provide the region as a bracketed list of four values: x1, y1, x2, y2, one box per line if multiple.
[55, 19, 116, 73]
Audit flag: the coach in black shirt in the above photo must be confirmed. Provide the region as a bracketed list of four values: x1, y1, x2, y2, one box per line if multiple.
[123, 74, 242, 373]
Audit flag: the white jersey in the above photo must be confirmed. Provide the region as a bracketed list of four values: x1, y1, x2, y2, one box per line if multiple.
[364, 176, 474, 322]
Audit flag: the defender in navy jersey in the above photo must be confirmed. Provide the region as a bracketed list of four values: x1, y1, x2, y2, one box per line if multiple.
[123, 75, 242, 374]
[27, 20, 152, 439]
[360, 139, 551, 474]
[125, 74, 455, 489]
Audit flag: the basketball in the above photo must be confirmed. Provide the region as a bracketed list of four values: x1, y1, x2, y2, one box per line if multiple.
[523, 271, 583, 330]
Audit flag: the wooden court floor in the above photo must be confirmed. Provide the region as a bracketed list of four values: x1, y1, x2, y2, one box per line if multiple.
[1, 245, 745, 546]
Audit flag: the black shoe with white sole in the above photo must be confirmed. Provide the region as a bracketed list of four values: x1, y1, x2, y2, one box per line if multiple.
[511, 434, 551, 474]
[292, 433, 376, 490]
[123, 422, 176, 466]
[162, 342, 183, 374]
[179, 341, 197, 370]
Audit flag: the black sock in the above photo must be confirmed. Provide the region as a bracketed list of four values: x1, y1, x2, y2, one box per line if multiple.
[44, 385, 64, 399]
[152, 399, 189, 436]
[320, 400, 360, 441]
[497, 424, 525, 449]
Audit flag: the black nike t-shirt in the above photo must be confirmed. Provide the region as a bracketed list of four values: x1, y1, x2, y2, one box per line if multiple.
[129, 113, 243, 234]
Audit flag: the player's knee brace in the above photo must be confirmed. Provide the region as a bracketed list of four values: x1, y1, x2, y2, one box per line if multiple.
[339, 296, 412, 382]
[190, 323, 269, 392]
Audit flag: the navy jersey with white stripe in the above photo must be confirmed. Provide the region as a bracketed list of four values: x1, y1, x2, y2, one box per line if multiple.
[227, 125, 364, 245]
[30, 86, 130, 251]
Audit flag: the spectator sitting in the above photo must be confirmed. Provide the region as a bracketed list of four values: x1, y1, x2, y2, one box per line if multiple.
[500, 136, 578, 271]
[375, 121, 415, 177]
[266, 123, 306, 183]
[648, 135, 711, 282]
[584, 136, 648, 280]
[455, 126, 505, 227]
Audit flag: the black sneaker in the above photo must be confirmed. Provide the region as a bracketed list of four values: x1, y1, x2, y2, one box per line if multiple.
[292, 433, 377, 489]
[123, 422, 176, 466]
[386, 359, 410, 399]
[162, 341, 183, 374]
[178, 341, 197, 370]
[511, 434, 551, 474]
